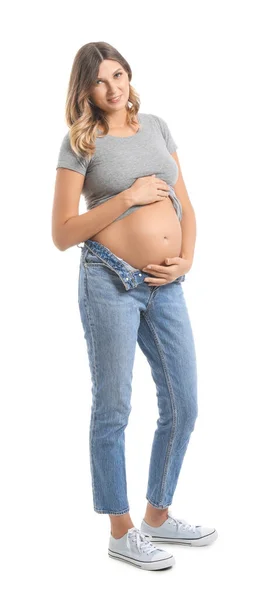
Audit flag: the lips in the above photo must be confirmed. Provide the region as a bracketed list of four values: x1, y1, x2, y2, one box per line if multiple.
[107, 95, 121, 102]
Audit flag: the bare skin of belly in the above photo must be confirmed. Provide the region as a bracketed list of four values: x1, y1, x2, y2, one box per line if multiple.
[89, 196, 182, 271]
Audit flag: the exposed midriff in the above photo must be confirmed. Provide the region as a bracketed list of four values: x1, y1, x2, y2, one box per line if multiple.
[89, 196, 182, 271]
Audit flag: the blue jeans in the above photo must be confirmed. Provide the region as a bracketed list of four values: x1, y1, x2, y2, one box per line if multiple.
[78, 239, 198, 515]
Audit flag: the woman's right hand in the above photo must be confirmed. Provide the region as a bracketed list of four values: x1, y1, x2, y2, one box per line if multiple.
[128, 175, 171, 206]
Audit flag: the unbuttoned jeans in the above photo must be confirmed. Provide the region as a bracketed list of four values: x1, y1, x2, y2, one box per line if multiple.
[78, 239, 198, 514]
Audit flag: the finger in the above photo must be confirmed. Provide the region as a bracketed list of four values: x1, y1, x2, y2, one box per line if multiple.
[143, 268, 171, 277]
[165, 257, 181, 265]
[143, 264, 166, 272]
[144, 277, 168, 284]
[143, 262, 178, 272]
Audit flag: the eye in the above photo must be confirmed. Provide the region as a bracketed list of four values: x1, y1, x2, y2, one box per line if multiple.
[95, 72, 122, 85]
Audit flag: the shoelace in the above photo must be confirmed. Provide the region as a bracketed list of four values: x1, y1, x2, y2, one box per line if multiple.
[167, 511, 197, 534]
[127, 527, 158, 555]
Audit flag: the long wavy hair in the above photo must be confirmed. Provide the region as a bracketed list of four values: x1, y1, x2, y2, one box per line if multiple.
[64, 42, 141, 161]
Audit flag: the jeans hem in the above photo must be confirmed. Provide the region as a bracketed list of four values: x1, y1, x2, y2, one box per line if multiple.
[94, 507, 130, 515]
[146, 496, 171, 509]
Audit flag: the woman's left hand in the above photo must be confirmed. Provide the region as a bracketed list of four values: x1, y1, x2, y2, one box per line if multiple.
[142, 256, 192, 286]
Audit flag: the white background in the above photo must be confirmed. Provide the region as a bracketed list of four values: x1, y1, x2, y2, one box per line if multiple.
[1, 0, 276, 597]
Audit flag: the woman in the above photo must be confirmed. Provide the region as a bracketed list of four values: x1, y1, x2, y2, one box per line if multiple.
[52, 41, 218, 571]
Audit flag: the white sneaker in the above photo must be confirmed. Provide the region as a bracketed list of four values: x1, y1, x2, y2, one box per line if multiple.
[108, 526, 176, 570]
[140, 511, 218, 547]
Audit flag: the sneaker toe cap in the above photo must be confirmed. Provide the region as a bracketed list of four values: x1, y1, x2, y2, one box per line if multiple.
[197, 526, 218, 539]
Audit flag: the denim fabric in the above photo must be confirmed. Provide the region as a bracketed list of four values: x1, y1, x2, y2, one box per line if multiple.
[77, 239, 198, 514]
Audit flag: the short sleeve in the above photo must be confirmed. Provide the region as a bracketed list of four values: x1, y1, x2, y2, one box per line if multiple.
[56, 132, 88, 176]
[153, 114, 178, 153]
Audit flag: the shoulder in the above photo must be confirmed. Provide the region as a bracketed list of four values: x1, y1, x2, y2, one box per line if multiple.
[56, 130, 92, 175]
[139, 112, 160, 124]
[139, 112, 169, 132]
[58, 131, 85, 158]
[139, 113, 177, 153]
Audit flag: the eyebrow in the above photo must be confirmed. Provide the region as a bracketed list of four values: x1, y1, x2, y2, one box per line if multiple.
[95, 68, 121, 82]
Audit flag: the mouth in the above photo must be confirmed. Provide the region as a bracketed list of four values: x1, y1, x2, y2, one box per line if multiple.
[107, 95, 122, 103]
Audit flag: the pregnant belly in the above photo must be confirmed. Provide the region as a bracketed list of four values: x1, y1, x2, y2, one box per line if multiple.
[88, 197, 182, 270]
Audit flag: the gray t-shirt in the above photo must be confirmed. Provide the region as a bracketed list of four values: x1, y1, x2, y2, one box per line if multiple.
[56, 112, 182, 222]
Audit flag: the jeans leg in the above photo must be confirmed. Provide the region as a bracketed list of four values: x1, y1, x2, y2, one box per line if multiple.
[78, 261, 141, 514]
[137, 282, 198, 508]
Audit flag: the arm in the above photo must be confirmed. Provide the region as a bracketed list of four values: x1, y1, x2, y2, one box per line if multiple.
[52, 168, 133, 251]
[171, 151, 197, 264]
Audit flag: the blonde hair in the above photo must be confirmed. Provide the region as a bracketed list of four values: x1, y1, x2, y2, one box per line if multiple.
[64, 41, 141, 161]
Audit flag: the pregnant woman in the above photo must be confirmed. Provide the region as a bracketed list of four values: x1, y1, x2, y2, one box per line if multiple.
[52, 41, 218, 571]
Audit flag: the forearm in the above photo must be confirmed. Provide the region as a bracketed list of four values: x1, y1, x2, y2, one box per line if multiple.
[55, 190, 133, 251]
[180, 208, 197, 263]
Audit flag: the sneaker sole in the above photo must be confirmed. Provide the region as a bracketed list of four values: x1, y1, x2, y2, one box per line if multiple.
[149, 529, 218, 547]
[108, 548, 175, 570]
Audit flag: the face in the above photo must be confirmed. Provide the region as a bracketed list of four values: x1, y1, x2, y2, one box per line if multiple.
[90, 59, 129, 114]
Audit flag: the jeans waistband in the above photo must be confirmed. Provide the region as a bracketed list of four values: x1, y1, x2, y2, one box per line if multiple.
[82, 240, 148, 291]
